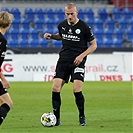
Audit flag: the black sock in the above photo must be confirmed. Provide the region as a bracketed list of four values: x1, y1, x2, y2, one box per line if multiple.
[0, 103, 10, 125]
[52, 92, 61, 120]
[74, 91, 85, 117]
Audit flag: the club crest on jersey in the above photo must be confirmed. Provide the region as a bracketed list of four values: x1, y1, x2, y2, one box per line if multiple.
[75, 29, 81, 34]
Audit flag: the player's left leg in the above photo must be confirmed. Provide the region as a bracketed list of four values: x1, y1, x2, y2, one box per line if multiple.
[0, 93, 13, 125]
[73, 80, 86, 126]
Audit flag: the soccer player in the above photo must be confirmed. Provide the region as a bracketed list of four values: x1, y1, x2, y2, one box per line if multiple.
[44, 3, 97, 126]
[0, 11, 13, 125]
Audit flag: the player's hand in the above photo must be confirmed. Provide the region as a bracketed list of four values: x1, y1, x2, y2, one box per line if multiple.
[1, 80, 10, 89]
[44, 33, 52, 39]
[74, 55, 83, 66]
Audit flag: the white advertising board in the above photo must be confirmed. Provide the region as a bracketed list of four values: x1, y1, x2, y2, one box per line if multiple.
[2, 53, 132, 81]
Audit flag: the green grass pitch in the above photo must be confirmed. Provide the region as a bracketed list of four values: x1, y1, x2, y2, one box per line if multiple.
[0, 81, 132, 133]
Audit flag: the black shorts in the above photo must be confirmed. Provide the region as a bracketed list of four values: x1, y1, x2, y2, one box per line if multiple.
[0, 82, 8, 96]
[54, 60, 85, 83]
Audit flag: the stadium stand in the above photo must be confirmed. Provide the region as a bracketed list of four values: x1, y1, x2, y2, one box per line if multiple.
[18, 36, 28, 48]
[52, 40, 62, 48]
[0, 0, 133, 49]
[38, 38, 48, 48]
[112, 34, 122, 47]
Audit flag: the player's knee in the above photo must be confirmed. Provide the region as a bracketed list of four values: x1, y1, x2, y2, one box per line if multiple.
[52, 87, 60, 92]
[73, 87, 82, 92]
[52, 84, 61, 92]
[7, 99, 13, 108]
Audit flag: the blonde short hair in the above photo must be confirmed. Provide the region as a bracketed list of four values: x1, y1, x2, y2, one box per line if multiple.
[65, 3, 77, 10]
[0, 11, 13, 28]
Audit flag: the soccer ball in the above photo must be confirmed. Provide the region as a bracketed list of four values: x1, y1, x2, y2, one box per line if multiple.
[41, 112, 57, 127]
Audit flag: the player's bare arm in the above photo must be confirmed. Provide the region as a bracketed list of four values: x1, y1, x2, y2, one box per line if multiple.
[44, 33, 62, 40]
[74, 39, 97, 66]
[0, 72, 10, 89]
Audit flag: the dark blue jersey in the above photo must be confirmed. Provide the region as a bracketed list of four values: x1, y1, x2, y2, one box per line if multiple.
[58, 19, 95, 61]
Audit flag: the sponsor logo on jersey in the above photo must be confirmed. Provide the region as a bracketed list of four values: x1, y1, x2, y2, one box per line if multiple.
[62, 34, 80, 41]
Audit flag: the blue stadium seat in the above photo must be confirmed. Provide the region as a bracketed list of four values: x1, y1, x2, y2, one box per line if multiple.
[4, 32, 9, 40]
[43, 27, 50, 34]
[44, 15, 54, 23]
[24, 8, 34, 21]
[8, 38, 18, 48]
[34, 8, 44, 20]
[38, 38, 48, 47]
[84, 8, 94, 20]
[132, 38, 133, 45]
[93, 26, 103, 39]
[98, 8, 108, 21]
[54, 8, 63, 14]
[105, 18, 115, 29]
[125, 28, 133, 41]
[85, 18, 94, 28]
[128, 18, 133, 27]
[44, 23, 54, 33]
[77, 8, 84, 20]
[28, 37, 38, 47]
[44, 8, 54, 19]
[19, 28, 29, 40]
[0, 7, 9, 12]
[96, 37, 103, 47]
[117, 17, 129, 31]
[12, 18, 20, 29]
[121, 8, 132, 20]
[7, 27, 14, 33]
[8, 28, 19, 40]
[112, 8, 121, 20]
[113, 28, 123, 41]
[52, 40, 62, 48]
[112, 36, 122, 47]
[54, 8, 64, 20]
[103, 27, 113, 40]
[10, 8, 21, 20]
[54, 15, 62, 24]
[18, 37, 28, 48]
[52, 27, 58, 34]
[93, 18, 103, 30]
[10, 33, 19, 40]
[44, 8, 53, 13]
[102, 36, 113, 47]
[20, 18, 30, 29]
[29, 28, 39, 39]
[34, 18, 44, 31]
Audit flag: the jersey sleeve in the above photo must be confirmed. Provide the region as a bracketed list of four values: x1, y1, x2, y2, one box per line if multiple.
[0, 38, 7, 68]
[84, 25, 95, 42]
[58, 23, 62, 37]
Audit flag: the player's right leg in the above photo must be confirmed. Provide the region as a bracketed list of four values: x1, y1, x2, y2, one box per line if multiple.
[52, 78, 65, 126]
